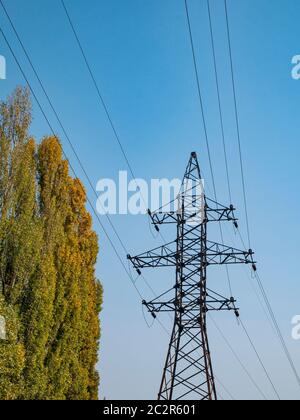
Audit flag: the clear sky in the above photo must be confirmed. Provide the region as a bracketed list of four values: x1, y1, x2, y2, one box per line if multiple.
[1, 0, 300, 400]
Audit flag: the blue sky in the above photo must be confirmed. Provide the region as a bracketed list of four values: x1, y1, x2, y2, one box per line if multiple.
[1, 0, 300, 400]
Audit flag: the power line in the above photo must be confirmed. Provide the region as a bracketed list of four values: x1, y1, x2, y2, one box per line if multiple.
[0, 25, 145, 303]
[184, 0, 233, 297]
[214, 376, 235, 401]
[223, 222, 279, 338]
[206, 0, 232, 205]
[209, 315, 268, 400]
[255, 271, 300, 389]
[60, 0, 169, 248]
[60, 0, 136, 184]
[239, 318, 281, 400]
[235, 226, 300, 391]
[216, 7, 288, 388]
[225, 0, 300, 384]
[61, 0, 282, 398]
[222, 197, 300, 395]
[0, 0, 129, 257]
[1, 0, 173, 333]
[1, 0, 165, 309]
[185, 1, 282, 400]
[233, 220, 299, 393]
[224, 0, 251, 249]
[210, 0, 283, 396]
[184, 0, 217, 198]
[0, 7, 173, 343]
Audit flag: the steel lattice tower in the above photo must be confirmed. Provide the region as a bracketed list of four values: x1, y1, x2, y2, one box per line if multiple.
[128, 152, 255, 401]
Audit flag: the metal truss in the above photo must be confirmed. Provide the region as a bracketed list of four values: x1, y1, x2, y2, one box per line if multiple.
[128, 152, 256, 401]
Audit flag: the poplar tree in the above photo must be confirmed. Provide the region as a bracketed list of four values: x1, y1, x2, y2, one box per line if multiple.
[0, 87, 102, 400]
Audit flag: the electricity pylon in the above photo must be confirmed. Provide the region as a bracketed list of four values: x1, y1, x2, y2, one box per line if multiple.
[128, 152, 256, 401]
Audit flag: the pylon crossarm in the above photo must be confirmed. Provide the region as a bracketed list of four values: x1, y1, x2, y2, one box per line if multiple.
[143, 300, 175, 314]
[142, 286, 176, 315]
[128, 240, 255, 269]
[127, 241, 178, 269]
[206, 241, 256, 266]
[186, 296, 237, 312]
[144, 297, 237, 315]
[149, 210, 179, 228]
[206, 198, 237, 223]
[148, 200, 237, 229]
[206, 289, 238, 312]
[143, 286, 238, 315]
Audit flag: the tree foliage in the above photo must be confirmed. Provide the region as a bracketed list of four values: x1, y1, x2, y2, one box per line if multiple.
[0, 87, 102, 400]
